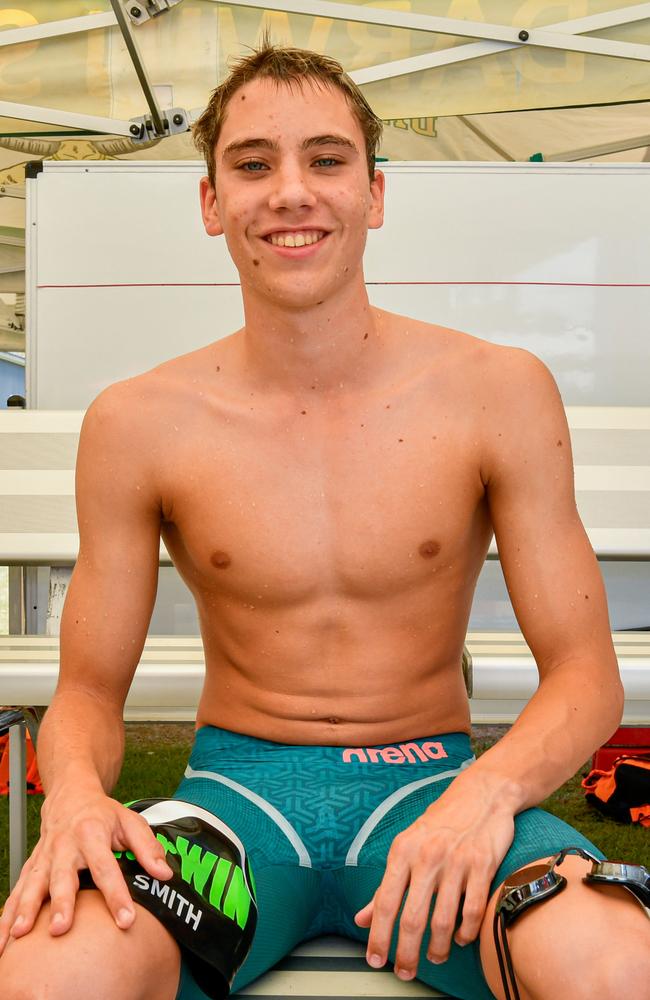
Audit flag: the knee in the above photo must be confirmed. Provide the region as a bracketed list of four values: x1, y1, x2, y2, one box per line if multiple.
[0, 943, 61, 1000]
[0, 941, 86, 1000]
[530, 926, 650, 1000]
[594, 934, 650, 1000]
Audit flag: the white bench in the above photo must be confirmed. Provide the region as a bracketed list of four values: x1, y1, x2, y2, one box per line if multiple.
[2, 407, 649, 715]
[1, 407, 649, 1000]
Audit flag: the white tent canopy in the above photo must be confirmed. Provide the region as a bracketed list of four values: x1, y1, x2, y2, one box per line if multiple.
[0, 0, 649, 348]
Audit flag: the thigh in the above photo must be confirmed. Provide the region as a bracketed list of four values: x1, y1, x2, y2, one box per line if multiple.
[479, 806, 606, 1000]
[340, 796, 604, 1000]
[480, 853, 650, 1000]
[0, 889, 180, 1000]
[339, 780, 496, 1000]
[173, 771, 322, 997]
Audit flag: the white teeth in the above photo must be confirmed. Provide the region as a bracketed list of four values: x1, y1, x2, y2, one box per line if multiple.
[267, 230, 325, 247]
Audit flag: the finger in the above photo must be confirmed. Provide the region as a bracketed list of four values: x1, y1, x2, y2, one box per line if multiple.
[365, 857, 410, 970]
[47, 865, 81, 936]
[6, 863, 51, 940]
[122, 811, 172, 880]
[454, 869, 490, 947]
[82, 828, 137, 929]
[354, 897, 374, 928]
[427, 871, 465, 964]
[0, 892, 21, 954]
[0, 857, 35, 947]
[393, 869, 438, 980]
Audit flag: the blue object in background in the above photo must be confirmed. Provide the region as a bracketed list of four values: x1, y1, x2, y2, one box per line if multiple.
[0, 354, 25, 407]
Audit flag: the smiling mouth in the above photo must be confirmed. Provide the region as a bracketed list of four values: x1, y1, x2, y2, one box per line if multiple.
[264, 229, 327, 248]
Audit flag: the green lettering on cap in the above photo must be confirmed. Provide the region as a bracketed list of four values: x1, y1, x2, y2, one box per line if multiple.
[156, 832, 178, 856]
[248, 863, 257, 902]
[175, 835, 218, 896]
[209, 857, 232, 910]
[113, 849, 136, 860]
[223, 864, 253, 930]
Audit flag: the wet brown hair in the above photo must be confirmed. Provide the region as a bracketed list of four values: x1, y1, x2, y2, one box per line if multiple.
[193, 39, 383, 187]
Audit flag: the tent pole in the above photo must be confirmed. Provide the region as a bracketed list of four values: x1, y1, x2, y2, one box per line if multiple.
[109, 0, 166, 138]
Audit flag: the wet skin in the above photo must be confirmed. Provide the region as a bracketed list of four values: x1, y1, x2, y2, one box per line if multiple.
[0, 77, 626, 995]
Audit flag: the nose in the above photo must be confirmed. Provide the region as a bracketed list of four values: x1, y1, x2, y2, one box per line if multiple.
[267, 159, 317, 213]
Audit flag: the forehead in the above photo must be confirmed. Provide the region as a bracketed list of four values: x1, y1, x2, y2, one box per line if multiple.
[217, 76, 363, 151]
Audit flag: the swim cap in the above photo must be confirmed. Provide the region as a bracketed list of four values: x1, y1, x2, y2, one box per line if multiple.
[115, 798, 257, 998]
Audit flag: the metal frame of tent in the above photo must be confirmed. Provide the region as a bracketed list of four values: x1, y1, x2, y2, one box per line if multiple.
[0, 1, 648, 158]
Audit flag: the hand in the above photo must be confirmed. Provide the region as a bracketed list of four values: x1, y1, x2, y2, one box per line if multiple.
[0, 785, 173, 955]
[354, 773, 516, 980]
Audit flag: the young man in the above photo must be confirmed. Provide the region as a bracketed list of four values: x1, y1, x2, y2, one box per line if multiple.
[0, 43, 648, 1000]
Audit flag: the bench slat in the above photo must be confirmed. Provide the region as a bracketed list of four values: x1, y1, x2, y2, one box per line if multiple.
[231, 940, 447, 998]
[2, 408, 650, 562]
[2, 633, 648, 724]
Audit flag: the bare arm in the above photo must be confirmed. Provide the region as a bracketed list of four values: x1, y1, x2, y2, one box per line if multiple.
[39, 381, 162, 795]
[0, 382, 173, 951]
[356, 348, 623, 975]
[463, 348, 623, 804]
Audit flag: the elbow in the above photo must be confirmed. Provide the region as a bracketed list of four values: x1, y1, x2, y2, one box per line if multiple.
[605, 676, 625, 735]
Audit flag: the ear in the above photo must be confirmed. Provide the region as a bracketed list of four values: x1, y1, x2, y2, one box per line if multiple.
[368, 168, 385, 231]
[199, 175, 224, 237]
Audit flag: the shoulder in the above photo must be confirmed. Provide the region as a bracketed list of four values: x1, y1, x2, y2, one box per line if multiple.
[83, 342, 218, 436]
[473, 346, 570, 489]
[388, 310, 558, 397]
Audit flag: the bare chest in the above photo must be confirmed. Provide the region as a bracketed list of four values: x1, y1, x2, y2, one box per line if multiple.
[160, 384, 490, 604]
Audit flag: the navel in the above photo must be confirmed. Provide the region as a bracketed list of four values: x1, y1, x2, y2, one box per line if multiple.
[210, 550, 232, 569]
[419, 539, 441, 559]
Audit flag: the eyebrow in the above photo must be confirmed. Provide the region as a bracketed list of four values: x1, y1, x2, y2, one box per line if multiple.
[221, 133, 358, 159]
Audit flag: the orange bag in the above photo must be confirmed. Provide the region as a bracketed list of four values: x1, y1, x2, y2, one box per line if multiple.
[0, 731, 44, 795]
[582, 753, 650, 827]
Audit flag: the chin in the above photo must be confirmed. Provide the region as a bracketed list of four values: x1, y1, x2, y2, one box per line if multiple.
[260, 282, 333, 311]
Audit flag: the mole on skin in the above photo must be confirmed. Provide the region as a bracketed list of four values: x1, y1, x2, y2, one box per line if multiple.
[210, 550, 232, 569]
[419, 539, 441, 559]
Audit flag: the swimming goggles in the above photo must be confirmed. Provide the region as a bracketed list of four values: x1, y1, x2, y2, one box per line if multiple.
[493, 846, 650, 1000]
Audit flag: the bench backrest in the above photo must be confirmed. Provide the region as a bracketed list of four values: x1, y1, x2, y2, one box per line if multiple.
[1, 407, 649, 564]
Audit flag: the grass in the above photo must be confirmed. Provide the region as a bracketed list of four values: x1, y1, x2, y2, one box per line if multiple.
[1, 723, 648, 906]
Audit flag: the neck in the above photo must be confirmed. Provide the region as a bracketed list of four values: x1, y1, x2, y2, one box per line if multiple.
[232, 277, 391, 397]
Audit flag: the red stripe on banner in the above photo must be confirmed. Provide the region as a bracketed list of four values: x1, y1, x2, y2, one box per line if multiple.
[37, 280, 650, 289]
[37, 282, 241, 288]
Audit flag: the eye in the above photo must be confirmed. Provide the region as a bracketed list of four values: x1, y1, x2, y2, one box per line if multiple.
[314, 157, 340, 168]
[239, 159, 268, 172]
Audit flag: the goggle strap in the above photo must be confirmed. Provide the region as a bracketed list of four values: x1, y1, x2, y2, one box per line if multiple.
[493, 909, 521, 1000]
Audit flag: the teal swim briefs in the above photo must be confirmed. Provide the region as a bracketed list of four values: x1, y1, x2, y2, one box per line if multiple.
[172, 726, 603, 1000]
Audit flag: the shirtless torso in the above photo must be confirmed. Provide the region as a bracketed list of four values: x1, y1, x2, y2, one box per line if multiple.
[120, 312, 494, 745]
[1, 54, 638, 1000]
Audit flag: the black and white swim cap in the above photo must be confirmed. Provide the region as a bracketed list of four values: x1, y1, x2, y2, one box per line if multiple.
[115, 798, 257, 999]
